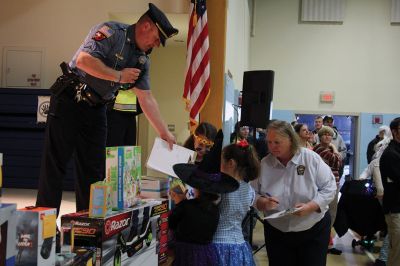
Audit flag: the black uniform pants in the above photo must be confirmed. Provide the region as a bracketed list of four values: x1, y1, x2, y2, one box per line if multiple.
[106, 109, 137, 146]
[36, 89, 106, 215]
[264, 212, 331, 266]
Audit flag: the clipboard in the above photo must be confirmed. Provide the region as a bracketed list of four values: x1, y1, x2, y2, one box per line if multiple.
[263, 207, 303, 220]
[146, 137, 196, 178]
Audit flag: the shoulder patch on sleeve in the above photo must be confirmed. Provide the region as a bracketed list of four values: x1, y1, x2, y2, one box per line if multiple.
[92, 25, 114, 41]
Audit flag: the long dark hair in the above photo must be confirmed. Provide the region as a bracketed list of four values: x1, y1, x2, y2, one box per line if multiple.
[294, 123, 306, 134]
[183, 122, 217, 149]
[222, 143, 260, 182]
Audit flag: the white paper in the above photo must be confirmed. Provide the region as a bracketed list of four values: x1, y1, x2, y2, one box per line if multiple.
[146, 137, 196, 178]
[263, 207, 303, 220]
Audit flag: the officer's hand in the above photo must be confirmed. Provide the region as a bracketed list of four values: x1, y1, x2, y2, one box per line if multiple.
[161, 131, 176, 150]
[293, 202, 320, 217]
[120, 68, 141, 84]
[259, 196, 279, 211]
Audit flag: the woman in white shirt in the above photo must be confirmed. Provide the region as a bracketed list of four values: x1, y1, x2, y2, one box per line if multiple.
[252, 120, 336, 266]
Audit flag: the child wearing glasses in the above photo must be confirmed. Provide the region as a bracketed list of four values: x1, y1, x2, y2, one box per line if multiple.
[183, 122, 217, 163]
[180, 122, 217, 199]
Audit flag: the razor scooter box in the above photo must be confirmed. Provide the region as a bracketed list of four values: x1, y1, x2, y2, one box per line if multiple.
[61, 199, 169, 266]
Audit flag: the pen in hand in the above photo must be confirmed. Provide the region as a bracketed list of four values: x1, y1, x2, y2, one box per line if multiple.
[265, 192, 279, 204]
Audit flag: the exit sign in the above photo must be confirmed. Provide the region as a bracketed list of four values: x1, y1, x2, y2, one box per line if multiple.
[320, 91, 335, 103]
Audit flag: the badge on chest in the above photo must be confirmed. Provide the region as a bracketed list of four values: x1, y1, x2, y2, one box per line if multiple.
[297, 165, 305, 175]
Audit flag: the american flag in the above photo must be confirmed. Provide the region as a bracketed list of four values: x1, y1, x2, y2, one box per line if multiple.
[183, 0, 210, 127]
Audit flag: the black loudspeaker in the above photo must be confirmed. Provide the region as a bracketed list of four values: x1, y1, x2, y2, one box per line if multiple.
[240, 70, 274, 128]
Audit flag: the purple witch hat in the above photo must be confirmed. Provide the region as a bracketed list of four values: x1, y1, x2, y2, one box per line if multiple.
[173, 130, 239, 194]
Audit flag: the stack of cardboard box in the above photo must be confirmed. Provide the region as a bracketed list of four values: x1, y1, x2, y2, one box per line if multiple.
[140, 176, 169, 199]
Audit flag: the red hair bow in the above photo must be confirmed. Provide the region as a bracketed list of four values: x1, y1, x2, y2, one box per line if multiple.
[237, 139, 249, 148]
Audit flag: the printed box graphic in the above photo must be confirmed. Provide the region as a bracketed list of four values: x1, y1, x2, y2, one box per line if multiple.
[105, 146, 141, 210]
[61, 199, 169, 266]
[89, 181, 112, 218]
[15, 207, 57, 266]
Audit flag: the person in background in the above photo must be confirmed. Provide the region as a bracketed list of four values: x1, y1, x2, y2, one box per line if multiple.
[36, 3, 177, 216]
[212, 139, 260, 266]
[106, 88, 141, 147]
[255, 128, 268, 160]
[313, 126, 343, 255]
[323, 115, 347, 178]
[359, 134, 393, 200]
[170, 130, 239, 266]
[294, 123, 313, 149]
[358, 135, 392, 266]
[314, 126, 342, 183]
[308, 129, 316, 147]
[367, 125, 391, 164]
[380, 117, 400, 266]
[230, 122, 254, 145]
[252, 120, 336, 266]
[254, 119, 277, 160]
[312, 115, 324, 146]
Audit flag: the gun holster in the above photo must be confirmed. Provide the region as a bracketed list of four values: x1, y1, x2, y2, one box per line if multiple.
[49, 62, 79, 97]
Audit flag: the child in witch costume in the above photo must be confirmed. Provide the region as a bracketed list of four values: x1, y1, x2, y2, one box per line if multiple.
[170, 130, 239, 266]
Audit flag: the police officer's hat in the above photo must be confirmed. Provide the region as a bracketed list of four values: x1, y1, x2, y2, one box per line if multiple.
[146, 3, 179, 46]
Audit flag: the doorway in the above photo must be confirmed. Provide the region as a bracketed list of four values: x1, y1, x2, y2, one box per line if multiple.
[295, 113, 359, 179]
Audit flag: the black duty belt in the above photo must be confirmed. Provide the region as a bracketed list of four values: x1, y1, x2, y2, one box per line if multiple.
[61, 81, 116, 107]
[50, 62, 114, 107]
[74, 83, 110, 107]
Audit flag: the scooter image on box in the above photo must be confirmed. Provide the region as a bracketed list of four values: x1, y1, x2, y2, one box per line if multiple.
[113, 219, 153, 266]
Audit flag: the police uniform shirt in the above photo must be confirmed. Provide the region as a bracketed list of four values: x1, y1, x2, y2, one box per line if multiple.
[69, 21, 150, 101]
[252, 147, 337, 232]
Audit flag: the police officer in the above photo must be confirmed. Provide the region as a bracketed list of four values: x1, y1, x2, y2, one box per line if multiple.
[36, 3, 178, 215]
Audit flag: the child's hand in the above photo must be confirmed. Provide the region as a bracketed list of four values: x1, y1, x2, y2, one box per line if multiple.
[169, 190, 186, 204]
